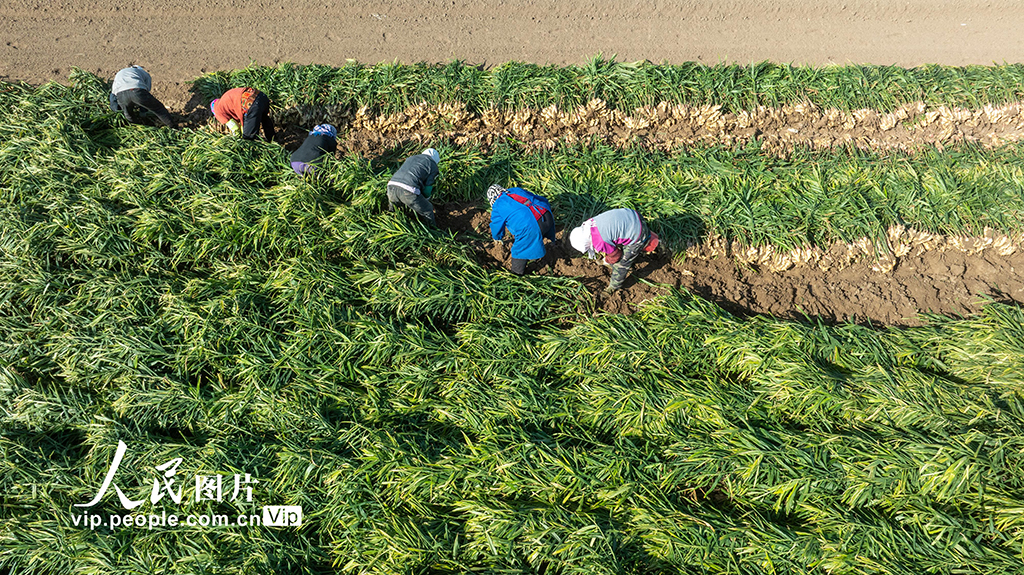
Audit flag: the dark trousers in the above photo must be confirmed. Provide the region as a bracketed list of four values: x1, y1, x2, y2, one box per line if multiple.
[510, 257, 529, 275]
[510, 210, 554, 275]
[113, 88, 173, 127]
[386, 184, 436, 224]
[242, 93, 275, 141]
[608, 221, 650, 290]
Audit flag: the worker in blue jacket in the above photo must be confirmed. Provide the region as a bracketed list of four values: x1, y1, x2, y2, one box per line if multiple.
[487, 184, 557, 275]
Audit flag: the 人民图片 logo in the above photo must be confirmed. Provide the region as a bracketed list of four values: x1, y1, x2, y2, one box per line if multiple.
[70, 440, 301, 530]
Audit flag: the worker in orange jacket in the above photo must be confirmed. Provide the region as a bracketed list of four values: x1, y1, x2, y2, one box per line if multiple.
[210, 87, 275, 142]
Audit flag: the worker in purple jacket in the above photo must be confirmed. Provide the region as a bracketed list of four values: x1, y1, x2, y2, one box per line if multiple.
[487, 184, 556, 275]
[568, 208, 659, 292]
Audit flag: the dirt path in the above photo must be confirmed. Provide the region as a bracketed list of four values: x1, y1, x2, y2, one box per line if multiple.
[3, 0, 1024, 109]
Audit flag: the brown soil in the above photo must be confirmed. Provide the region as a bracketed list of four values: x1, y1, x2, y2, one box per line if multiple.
[437, 202, 1024, 325]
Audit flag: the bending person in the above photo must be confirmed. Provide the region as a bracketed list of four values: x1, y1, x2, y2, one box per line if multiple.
[386, 148, 440, 224]
[291, 124, 338, 175]
[568, 208, 659, 292]
[109, 65, 174, 128]
[487, 184, 556, 275]
[210, 87, 275, 141]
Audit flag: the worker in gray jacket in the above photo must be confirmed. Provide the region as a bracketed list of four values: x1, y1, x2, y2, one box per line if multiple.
[386, 148, 439, 224]
[108, 65, 174, 128]
[568, 208, 659, 292]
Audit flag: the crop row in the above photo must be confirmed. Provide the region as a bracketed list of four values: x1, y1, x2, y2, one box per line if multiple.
[191, 58, 1024, 115]
[305, 97, 1024, 158]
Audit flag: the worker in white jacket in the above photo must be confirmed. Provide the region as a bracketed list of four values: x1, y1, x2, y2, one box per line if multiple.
[108, 66, 174, 128]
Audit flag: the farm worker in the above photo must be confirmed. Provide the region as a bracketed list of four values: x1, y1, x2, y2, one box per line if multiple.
[568, 208, 659, 293]
[108, 65, 174, 128]
[386, 148, 439, 224]
[487, 184, 556, 275]
[290, 124, 338, 175]
[210, 87, 275, 142]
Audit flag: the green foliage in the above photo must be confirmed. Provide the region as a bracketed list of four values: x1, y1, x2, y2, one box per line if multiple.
[296, 139, 1024, 254]
[193, 57, 1024, 114]
[2, 68, 1024, 574]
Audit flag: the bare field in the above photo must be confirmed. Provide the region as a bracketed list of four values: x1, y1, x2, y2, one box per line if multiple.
[3, 0, 1024, 107]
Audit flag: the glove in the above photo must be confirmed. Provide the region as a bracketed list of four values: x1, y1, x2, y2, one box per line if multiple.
[226, 119, 241, 136]
[605, 247, 623, 264]
[422, 184, 433, 199]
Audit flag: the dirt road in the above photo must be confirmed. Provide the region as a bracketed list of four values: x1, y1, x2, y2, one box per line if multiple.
[2, 0, 1022, 93]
